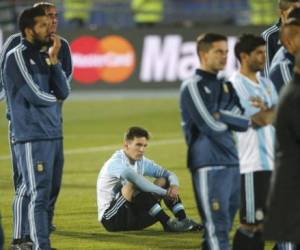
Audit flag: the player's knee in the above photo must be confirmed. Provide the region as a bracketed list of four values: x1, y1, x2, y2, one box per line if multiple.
[133, 192, 159, 210]
[121, 182, 136, 202]
[153, 177, 168, 188]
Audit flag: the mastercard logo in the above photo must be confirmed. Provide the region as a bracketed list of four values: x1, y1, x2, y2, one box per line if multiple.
[71, 35, 136, 84]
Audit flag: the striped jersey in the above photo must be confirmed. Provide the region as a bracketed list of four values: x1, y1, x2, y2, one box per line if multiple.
[230, 72, 278, 174]
[97, 149, 178, 221]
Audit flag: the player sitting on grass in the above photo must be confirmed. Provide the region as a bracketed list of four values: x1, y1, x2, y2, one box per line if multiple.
[97, 126, 201, 232]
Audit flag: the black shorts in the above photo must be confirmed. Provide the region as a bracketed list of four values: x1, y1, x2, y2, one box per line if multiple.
[240, 171, 272, 225]
[101, 193, 157, 231]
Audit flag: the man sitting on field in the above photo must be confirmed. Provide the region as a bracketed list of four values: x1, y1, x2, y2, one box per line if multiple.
[97, 126, 201, 232]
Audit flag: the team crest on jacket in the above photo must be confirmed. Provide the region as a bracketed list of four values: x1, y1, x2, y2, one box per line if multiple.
[211, 199, 220, 211]
[36, 162, 44, 172]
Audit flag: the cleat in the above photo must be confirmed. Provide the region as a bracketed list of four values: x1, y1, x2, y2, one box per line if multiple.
[180, 218, 203, 231]
[164, 218, 195, 232]
[19, 241, 33, 250]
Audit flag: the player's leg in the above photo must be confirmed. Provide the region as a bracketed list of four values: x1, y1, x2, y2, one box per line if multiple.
[156, 177, 202, 230]
[154, 177, 187, 221]
[232, 171, 271, 250]
[192, 167, 236, 250]
[122, 182, 176, 231]
[14, 141, 56, 250]
[10, 124, 31, 248]
[48, 139, 64, 233]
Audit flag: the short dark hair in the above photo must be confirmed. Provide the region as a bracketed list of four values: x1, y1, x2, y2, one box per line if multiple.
[234, 34, 266, 62]
[19, 6, 46, 37]
[279, 0, 300, 10]
[196, 33, 227, 56]
[125, 127, 150, 141]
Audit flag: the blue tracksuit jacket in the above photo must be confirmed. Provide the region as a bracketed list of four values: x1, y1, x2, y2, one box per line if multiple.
[3, 39, 70, 142]
[180, 69, 249, 170]
[269, 51, 294, 94]
[0, 32, 72, 110]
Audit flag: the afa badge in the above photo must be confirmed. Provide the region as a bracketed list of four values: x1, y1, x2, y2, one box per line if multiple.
[36, 162, 44, 172]
[211, 199, 220, 211]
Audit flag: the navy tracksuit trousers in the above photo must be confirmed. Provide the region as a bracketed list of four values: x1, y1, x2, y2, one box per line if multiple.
[13, 139, 63, 250]
[192, 166, 240, 250]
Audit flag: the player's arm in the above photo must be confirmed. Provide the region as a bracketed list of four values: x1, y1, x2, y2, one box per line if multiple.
[60, 37, 73, 91]
[143, 158, 179, 200]
[181, 79, 228, 137]
[5, 49, 57, 106]
[0, 34, 22, 101]
[120, 168, 167, 197]
[270, 63, 292, 94]
[48, 34, 70, 100]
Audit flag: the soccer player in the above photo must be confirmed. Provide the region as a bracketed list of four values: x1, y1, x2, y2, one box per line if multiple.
[97, 126, 201, 232]
[179, 33, 249, 250]
[3, 6, 70, 250]
[0, 2, 72, 248]
[262, 0, 300, 78]
[269, 10, 300, 94]
[264, 49, 300, 250]
[230, 34, 278, 250]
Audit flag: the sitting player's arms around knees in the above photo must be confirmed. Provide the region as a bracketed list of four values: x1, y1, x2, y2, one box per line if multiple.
[120, 167, 167, 197]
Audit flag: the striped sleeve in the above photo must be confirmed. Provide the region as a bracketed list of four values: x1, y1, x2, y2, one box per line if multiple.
[60, 38, 73, 91]
[143, 158, 179, 186]
[181, 77, 227, 136]
[262, 25, 280, 78]
[0, 33, 22, 101]
[6, 45, 57, 106]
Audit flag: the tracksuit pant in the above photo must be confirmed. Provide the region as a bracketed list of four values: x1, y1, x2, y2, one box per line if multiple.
[14, 139, 63, 250]
[192, 166, 240, 250]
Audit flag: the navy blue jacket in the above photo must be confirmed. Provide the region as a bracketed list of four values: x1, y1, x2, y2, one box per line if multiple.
[269, 52, 294, 94]
[262, 20, 281, 78]
[0, 33, 72, 113]
[4, 39, 70, 142]
[180, 69, 249, 170]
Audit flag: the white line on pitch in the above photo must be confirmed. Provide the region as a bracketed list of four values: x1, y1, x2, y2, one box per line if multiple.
[0, 138, 183, 161]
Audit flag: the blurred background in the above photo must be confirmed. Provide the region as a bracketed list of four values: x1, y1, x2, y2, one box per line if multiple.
[0, 0, 278, 30]
[0, 0, 278, 90]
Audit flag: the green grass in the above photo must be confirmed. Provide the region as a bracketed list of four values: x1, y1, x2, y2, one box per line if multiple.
[0, 97, 274, 249]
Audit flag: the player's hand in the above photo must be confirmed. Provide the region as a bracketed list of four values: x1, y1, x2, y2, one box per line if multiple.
[166, 185, 179, 202]
[250, 96, 266, 110]
[48, 34, 61, 65]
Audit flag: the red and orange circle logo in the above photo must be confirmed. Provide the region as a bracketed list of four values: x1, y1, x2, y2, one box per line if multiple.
[71, 35, 136, 84]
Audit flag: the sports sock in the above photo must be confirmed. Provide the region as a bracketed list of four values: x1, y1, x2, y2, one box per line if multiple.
[134, 192, 170, 227]
[164, 197, 186, 221]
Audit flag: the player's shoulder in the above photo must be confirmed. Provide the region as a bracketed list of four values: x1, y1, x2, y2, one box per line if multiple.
[261, 23, 280, 40]
[180, 73, 202, 93]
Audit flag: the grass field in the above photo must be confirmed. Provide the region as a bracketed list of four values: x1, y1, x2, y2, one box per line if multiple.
[0, 95, 274, 249]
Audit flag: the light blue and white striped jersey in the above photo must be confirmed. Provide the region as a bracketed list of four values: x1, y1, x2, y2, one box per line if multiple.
[96, 149, 177, 221]
[230, 72, 278, 174]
